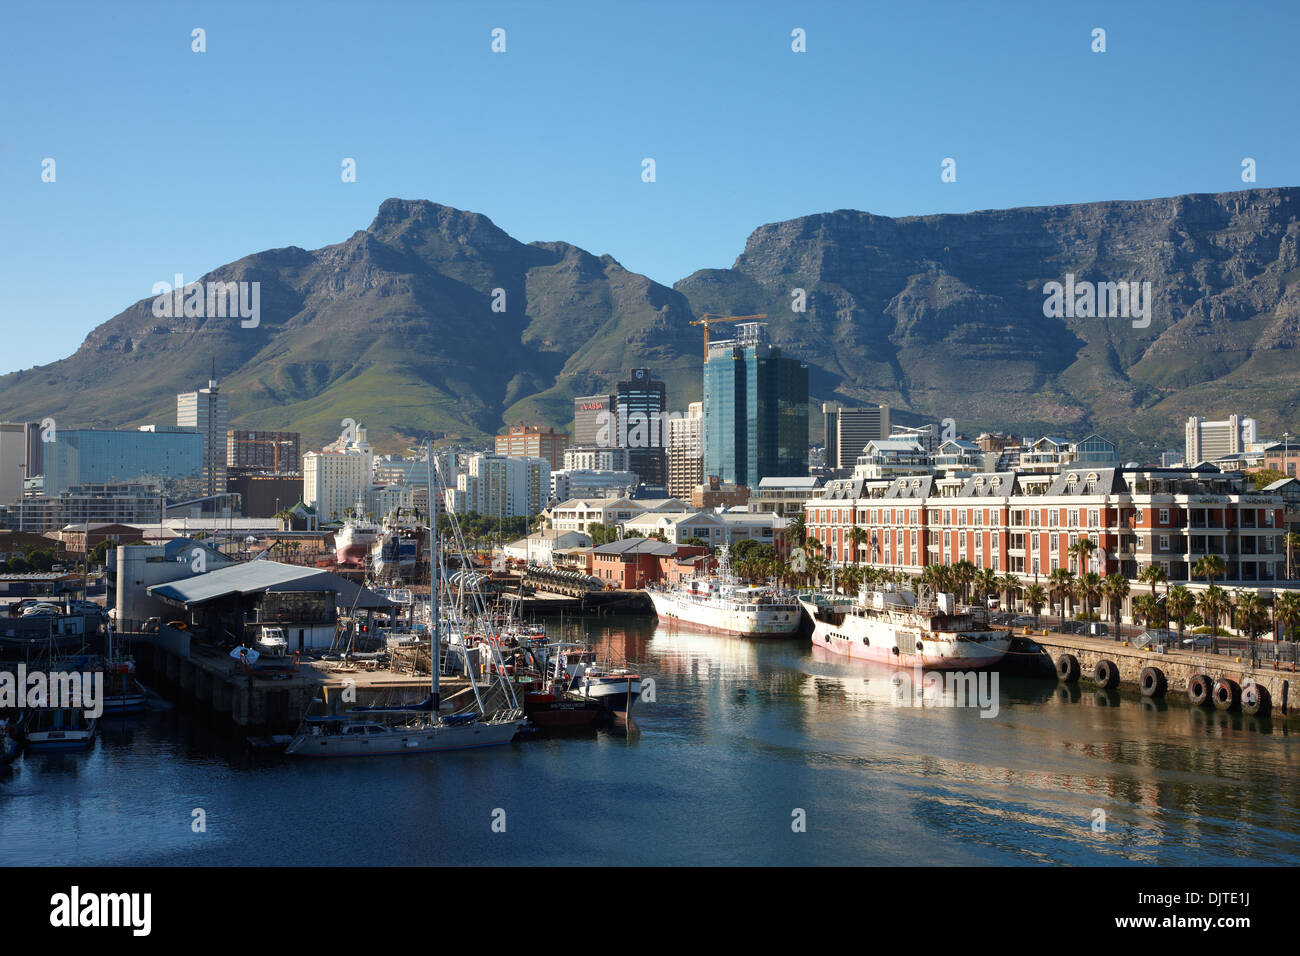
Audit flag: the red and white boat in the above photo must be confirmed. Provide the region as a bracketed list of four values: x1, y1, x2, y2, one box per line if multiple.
[798, 585, 1010, 670]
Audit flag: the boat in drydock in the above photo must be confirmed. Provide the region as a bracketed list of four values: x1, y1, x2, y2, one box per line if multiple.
[798, 584, 1011, 670]
[644, 548, 801, 637]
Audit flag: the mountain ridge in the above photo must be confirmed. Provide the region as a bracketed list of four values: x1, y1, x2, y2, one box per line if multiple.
[4, 188, 1298, 456]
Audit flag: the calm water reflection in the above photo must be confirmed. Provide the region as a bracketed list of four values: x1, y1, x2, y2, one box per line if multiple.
[2, 616, 1296, 865]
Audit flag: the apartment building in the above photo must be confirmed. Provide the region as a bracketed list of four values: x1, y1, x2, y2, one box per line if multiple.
[804, 466, 1288, 586]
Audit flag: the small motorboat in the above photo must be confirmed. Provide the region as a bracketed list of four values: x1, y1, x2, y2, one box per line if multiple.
[255, 626, 288, 658]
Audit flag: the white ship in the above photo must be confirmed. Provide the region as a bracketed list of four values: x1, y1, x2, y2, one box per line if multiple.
[798, 584, 1011, 670]
[644, 548, 801, 637]
[334, 505, 380, 567]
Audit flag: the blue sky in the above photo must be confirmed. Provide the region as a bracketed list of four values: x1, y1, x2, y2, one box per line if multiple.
[1, 0, 1295, 374]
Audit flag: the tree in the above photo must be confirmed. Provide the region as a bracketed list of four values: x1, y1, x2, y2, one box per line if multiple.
[1024, 583, 1048, 625]
[1275, 591, 1300, 644]
[1101, 572, 1129, 628]
[1235, 591, 1270, 665]
[1138, 563, 1167, 599]
[998, 573, 1021, 612]
[1049, 568, 1075, 619]
[1078, 571, 1103, 622]
[1133, 593, 1161, 629]
[1285, 532, 1300, 581]
[1167, 586, 1194, 644]
[848, 525, 867, 565]
[1069, 537, 1097, 575]
[787, 514, 807, 548]
[974, 567, 999, 609]
[1196, 585, 1232, 653]
[1250, 468, 1287, 491]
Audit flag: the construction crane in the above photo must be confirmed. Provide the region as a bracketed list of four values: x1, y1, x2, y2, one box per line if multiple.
[688, 313, 768, 359]
[231, 437, 297, 473]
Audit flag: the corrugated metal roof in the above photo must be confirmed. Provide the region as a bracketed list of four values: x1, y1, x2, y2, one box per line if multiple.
[147, 560, 392, 609]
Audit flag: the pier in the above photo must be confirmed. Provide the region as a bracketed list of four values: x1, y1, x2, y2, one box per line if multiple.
[1015, 627, 1296, 719]
[131, 629, 473, 734]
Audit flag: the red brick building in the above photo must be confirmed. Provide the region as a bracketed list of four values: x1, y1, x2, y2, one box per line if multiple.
[586, 539, 709, 588]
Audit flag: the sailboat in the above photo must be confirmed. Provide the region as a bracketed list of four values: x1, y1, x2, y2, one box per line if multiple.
[285, 444, 527, 756]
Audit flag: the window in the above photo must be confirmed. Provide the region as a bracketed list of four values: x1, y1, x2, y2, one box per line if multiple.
[959, 509, 967, 525]
[1158, 508, 1169, 525]
[944, 531, 951, 548]
[1134, 508, 1144, 523]
[1049, 535, 1058, 552]
[1135, 534, 1144, 549]
[959, 531, 967, 549]
[1031, 533, 1040, 551]
[910, 530, 917, 546]
[1159, 535, 1170, 551]
[1068, 509, 1079, 527]
[1048, 510, 1058, 528]
[1088, 509, 1099, 528]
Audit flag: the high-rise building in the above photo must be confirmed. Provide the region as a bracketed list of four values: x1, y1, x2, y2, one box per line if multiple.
[616, 369, 668, 487]
[667, 401, 703, 499]
[563, 446, 629, 472]
[226, 430, 300, 474]
[573, 393, 615, 447]
[446, 454, 549, 519]
[822, 401, 890, 471]
[0, 423, 27, 504]
[177, 376, 228, 497]
[41, 427, 204, 497]
[703, 323, 808, 488]
[1185, 414, 1256, 466]
[303, 424, 374, 521]
[495, 425, 569, 471]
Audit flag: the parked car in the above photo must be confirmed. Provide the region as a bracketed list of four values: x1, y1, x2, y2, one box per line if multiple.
[1012, 615, 1038, 627]
[68, 600, 104, 615]
[21, 603, 62, 617]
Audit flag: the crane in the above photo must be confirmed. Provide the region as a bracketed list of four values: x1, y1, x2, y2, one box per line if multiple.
[688, 313, 768, 359]
[232, 436, 297, 473]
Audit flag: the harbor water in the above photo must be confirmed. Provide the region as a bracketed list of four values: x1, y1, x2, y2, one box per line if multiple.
[2, 616, 1297, 866]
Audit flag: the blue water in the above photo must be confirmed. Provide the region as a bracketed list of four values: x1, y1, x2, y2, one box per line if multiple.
[2, 617, 1297, 866]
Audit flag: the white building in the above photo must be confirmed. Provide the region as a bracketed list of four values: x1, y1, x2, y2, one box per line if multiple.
[563, 446, 629, 471]
[621, 510, 784, 547]
[1186, 414, 1257, 466]
[446, 454, 549, 519]
[550, 468, 638, 502]
[303, 424, 375, 521]
[176, 377, 228, 498]
[502, 529, 592, 565]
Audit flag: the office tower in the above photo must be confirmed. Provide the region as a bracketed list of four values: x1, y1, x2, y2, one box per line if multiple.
[573, 393, 615, 447]
[823, 401, 890, 471]
[177, 374, 228, 498]
[667, 401, 703, 499]
[615, 369, 668, 487]
[495, 425, 569, 471]
[703, 323, 808, 488]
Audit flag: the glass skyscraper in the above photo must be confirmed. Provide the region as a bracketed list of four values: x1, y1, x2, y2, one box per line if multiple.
[43, 428, 205, 497]
[703, 323, 808, 488]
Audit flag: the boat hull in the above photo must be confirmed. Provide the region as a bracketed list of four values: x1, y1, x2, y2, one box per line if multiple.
[798, 598, 1010, 670]
[284, 718, 524, 756]
[646, 589, 800, 638]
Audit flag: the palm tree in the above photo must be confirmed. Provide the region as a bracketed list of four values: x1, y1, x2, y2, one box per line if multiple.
[1285, 532, 1300, 580]
[1275, 591, 1300, 645]
[1196, 584, 1231, 654]
[1101, 572, 1130, 630]
[974, 567, 999, 609]
[1138, 563, 1167, 600]
[848, 525, 867, 565]
[787, 515, 808, 558]
[1235, 591, 1270, 666]
[1167, 586, 1194, 645]
[1049, 568, 1075, 621]
[998, 573, 1022, 613]
[1070, 537, 1097, 575]
[953, 560, 976, 603]
[1132, 593, 1161, 629]
[1079, 571, 1103, 623]
[1193, 554, 1228, 589]
[1024, 583, 1048, 625]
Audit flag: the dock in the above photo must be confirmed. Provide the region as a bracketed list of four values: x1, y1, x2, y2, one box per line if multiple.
[132, 631, 475, 734]
[1013, 627, 1297, 720]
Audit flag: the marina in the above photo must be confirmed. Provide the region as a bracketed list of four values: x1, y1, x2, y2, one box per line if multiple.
[2, 614, 1298, 867]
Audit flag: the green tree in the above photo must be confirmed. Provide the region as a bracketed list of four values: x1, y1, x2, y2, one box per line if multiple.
[1167, 586, 1194, 643]
[1101, 572, 1130, 628]
[1024, 582, 1048, 625]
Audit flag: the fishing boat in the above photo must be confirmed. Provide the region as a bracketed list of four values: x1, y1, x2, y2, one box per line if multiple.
[519, 643, 609, 729]
[255, 625, 289, 658]
[23, 707, 98, 751]
[286, 445, 527, 757]
[571, 665, 643, 715]
[334, 506, 380, 567]
[798, 583, 1011, 670]
[645, 547, 801, 637]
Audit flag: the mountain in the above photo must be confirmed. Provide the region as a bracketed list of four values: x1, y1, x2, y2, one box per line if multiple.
[676, 188, 1300, 450]
[3, 189, 1299, 455]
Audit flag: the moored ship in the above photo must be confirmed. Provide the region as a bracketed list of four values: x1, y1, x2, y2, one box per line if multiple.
[798, 584, 1010, 670]
[644, 549, 801, 637]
